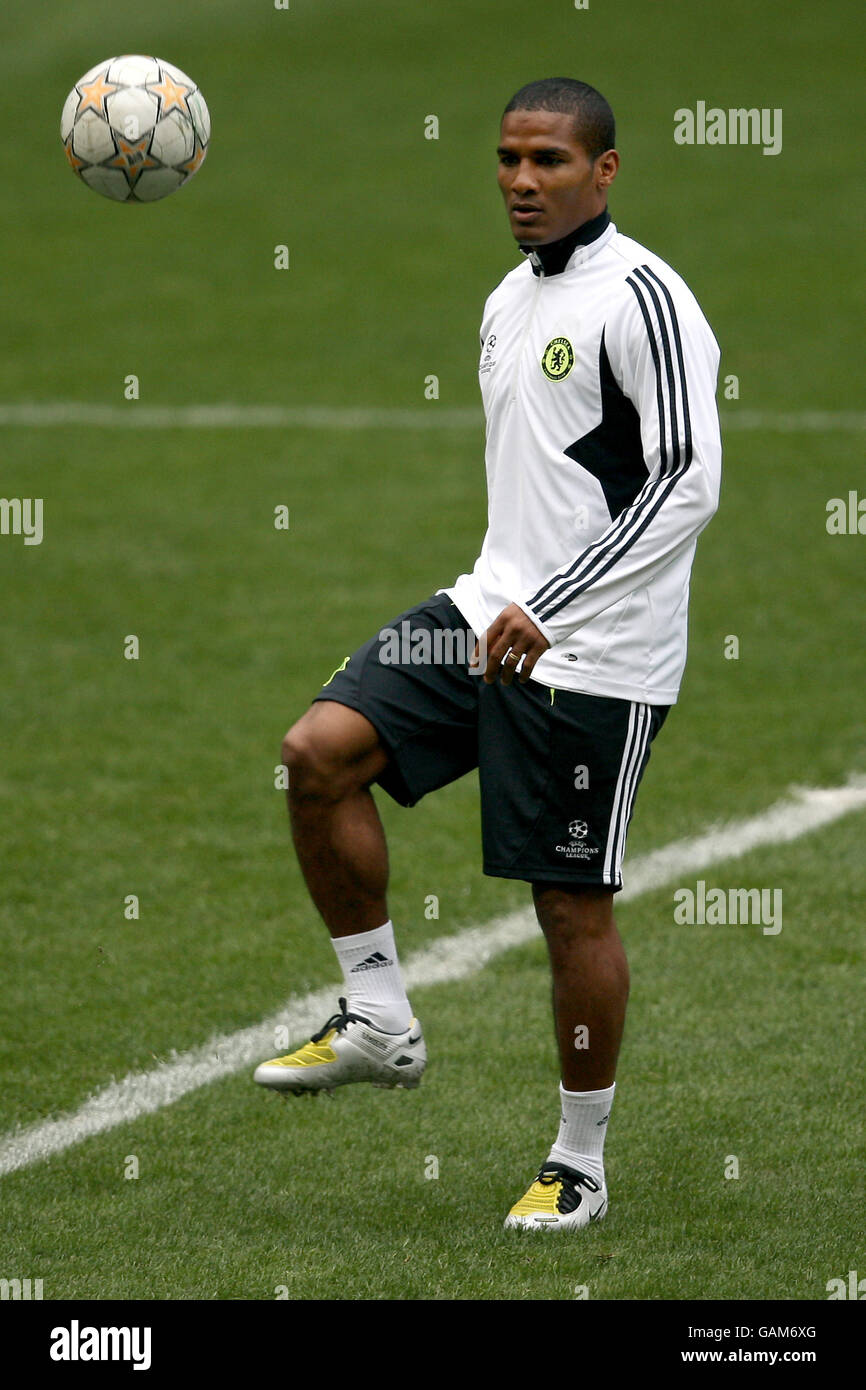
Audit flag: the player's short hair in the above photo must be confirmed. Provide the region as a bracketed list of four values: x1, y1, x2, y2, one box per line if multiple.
[502, 78, 616, 161]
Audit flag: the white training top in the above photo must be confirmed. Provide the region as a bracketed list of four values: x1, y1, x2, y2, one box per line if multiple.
[443, 215, 722, 705]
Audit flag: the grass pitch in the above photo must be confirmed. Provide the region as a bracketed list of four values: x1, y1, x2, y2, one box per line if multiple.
[0, 0, 863, 1300]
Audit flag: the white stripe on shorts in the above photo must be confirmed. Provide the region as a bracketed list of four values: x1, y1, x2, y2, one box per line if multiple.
[604, 702, 652, 887]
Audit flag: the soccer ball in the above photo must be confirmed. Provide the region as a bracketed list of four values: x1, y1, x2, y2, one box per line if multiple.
[60, 55, 210, 203]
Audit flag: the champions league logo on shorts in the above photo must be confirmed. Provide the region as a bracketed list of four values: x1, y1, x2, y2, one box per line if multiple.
[555, 819, 598, 860]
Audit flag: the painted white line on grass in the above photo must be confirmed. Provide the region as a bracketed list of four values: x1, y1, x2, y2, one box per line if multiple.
[1, 778, 864, 1179]
[0, 403, 864, 431]
[0, 402, 481, 430]
[720, 410, 866, 433]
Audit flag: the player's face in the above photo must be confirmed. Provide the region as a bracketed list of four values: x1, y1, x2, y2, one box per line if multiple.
[497, 109, 614, 245]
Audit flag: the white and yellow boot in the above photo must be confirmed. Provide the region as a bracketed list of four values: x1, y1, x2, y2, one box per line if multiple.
[253, 997, 426, 1096]
[505, 1163, 608, 1230]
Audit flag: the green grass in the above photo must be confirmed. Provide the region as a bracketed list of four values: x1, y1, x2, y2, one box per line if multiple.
[2, 812, 863, 1300]
[0, 0, 863, 1299]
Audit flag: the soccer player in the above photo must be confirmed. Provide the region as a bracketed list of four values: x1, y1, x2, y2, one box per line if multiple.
[255, 78, 722, 1231]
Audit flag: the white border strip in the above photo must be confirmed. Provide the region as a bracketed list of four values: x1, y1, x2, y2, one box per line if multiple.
[0, 403, 481, 430]
[0, 403, 863, 431]
[1, 778, 864, 1178]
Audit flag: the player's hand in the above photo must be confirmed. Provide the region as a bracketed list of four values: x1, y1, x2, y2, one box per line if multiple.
[474, 604, 550, 686]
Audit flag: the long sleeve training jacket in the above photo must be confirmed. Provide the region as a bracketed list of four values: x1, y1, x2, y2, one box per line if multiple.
[443, 210, 722, 705]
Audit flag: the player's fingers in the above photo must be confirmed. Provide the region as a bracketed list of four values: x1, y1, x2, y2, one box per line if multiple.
[517, 640, 546, 683]
[498, 645, 523, 686]
[484, 646, 506, 682]
[492, 615, 534, 683]
[482, 621, 508, 683]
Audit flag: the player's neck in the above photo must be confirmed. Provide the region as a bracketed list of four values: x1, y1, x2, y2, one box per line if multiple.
[520, 207, 611, 277]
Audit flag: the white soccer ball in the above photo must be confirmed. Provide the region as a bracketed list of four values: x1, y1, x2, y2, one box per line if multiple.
[60, 55, 210, 203]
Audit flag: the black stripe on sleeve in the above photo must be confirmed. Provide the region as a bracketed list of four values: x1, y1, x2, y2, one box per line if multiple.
[526, 268, 693, 623]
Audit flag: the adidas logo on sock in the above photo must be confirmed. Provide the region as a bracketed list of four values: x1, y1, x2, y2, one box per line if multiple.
[349, 951, 394, 973]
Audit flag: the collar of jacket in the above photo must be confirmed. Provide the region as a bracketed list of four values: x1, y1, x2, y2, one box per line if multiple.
[520, 207, 612, 277]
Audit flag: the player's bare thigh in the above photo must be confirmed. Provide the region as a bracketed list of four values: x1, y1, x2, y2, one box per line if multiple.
[281, 700, 389, 802]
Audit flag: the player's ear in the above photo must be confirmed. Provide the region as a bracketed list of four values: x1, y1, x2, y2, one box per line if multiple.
[595, 149, 619, 190]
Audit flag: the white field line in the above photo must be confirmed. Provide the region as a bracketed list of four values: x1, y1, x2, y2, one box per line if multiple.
[0, 403, 481, 430]
[1, 778, 865, 1179]
[0, 403, 864, 431]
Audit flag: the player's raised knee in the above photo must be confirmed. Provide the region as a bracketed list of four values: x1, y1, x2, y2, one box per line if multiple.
[281, 703, 385, 802]
[281, 718, 331, 799]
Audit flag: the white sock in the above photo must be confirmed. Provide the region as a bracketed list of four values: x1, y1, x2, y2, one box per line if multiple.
[330, 921, 413, 1033]
[546, 1081, 615, 1187]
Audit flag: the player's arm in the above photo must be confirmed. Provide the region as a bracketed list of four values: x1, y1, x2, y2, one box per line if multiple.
[473, 290, 551, 687]
[512, 271, 722, 650]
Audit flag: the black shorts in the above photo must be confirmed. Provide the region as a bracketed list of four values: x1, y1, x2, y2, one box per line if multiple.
[312, 593, 668, 889]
